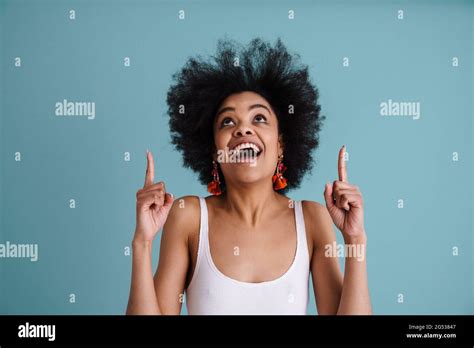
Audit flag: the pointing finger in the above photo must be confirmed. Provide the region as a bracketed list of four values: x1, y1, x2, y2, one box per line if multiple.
[144, 150, 155, 188]
[338, 145, 348, 183]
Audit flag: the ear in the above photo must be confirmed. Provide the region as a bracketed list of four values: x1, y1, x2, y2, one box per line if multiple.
[278, 134, 285, 156]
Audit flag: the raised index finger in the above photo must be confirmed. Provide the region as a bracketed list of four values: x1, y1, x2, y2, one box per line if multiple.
[144, 150, 155, 188]
[338, 145, 348, 182]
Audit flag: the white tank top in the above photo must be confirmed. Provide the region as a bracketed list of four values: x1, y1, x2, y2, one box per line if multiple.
[185, 197, 310, 315]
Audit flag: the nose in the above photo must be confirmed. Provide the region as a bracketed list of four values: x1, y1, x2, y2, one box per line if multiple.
[233, 123, 255, 137]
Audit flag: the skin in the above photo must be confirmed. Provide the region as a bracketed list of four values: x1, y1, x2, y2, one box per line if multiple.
[126, 91, 372, 315]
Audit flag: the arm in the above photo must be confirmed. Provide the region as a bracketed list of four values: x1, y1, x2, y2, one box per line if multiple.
[308, 145, 372, 315]
[305, 201, 343, 315]
[336, 233, 371, 315]
[126, 151, 194, 315]
[126, 239, 161, 314]
[153, 196, 199, 314]
[126, 197, 194, 315]
[305, 201, 371, 315]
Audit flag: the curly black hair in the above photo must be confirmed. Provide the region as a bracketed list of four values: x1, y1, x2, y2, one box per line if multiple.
[166, 37, 325, 194]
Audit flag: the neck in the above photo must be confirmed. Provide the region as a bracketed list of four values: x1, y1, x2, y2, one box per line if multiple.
[222, 180, 282, 228]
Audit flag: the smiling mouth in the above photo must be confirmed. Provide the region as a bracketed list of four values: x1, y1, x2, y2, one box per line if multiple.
[230, 142, 262, 157]
[226, 142, 262, 164]
[235, 148, 262, 159]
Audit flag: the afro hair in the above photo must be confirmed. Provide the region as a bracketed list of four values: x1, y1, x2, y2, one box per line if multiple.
[166, 37, 325, 194]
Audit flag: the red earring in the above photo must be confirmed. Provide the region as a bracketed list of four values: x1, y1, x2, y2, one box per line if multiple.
[207, 160, 222, 195]
[272, 154, 287, 190]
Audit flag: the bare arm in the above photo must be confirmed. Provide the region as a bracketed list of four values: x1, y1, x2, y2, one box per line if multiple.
[311, 145, 372, 315]
[305, 201, 343, 315]
[126, 196, 194, 315]
[126, 239, 161, 314]
[336, 234, 371, 314]
[126, 151, 194, 315]
[305, 201, 371, 315]
[153, 196, 199, 314]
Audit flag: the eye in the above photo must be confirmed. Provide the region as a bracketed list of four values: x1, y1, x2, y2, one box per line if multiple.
[254, 114, 267, 123]
[220, 117, 235, 128]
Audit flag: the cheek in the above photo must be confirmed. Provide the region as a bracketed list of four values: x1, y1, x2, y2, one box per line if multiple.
[261, 130, 280, 155]
[214, 130, 229, 151]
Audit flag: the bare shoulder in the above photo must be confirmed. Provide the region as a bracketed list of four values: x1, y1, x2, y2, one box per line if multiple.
[163, 195, 201, 240]
[301, 200, 337, 249]
[301, 200, 331, 228]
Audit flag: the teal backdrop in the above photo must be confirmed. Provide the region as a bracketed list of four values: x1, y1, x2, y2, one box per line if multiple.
[0, 0, 472, 314]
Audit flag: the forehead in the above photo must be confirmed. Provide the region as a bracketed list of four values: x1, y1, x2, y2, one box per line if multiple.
[217, 91, 273, 114]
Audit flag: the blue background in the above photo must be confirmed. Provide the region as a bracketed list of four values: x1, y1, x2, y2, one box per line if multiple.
[0, 0, 472, 314]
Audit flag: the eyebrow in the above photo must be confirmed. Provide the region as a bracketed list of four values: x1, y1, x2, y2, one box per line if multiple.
[215, 104, 271, 118]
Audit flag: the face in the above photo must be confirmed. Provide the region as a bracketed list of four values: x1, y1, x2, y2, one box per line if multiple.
[213, 91, 283, 188]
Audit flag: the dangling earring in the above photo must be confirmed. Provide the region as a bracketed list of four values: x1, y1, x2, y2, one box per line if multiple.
[207, 160, 222, 195]
[272, 154, 287, 190]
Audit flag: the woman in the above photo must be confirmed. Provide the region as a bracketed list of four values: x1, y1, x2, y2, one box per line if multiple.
[126, 38, 372, 315]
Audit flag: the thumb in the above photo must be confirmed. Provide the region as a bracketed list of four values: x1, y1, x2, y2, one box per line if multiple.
[324, 182, 335, 210]
[163, 192, 175, 211]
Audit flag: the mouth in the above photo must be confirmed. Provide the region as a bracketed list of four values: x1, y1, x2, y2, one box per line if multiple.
[229, 142, 263, 159]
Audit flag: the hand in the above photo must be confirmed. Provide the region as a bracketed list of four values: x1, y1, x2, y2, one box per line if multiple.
[133, 150, 174, 244]
[323, 145, 366, 243]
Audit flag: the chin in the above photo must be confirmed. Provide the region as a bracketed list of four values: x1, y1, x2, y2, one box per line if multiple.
[225, 170, 263, 186]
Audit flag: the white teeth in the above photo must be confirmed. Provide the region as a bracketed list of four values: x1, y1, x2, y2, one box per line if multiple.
[232, 142, 261, 154]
